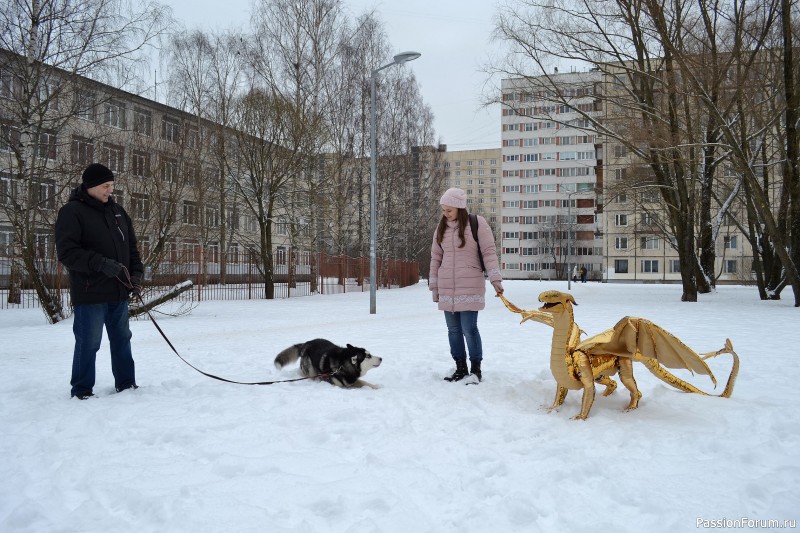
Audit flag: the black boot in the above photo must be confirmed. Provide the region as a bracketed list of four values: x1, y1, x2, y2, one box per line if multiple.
[444, 358, 469, 382]
[470, 360, 482, 382]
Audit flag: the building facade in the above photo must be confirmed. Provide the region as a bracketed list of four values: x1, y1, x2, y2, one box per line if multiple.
[500, 72, 604, 281]
[438, 147, 502, 245]
[500, 69, 752, 284]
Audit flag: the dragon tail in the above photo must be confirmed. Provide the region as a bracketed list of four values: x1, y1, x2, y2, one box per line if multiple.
[639, 338, 739, 398]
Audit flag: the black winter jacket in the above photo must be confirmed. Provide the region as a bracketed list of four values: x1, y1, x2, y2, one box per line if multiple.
[55, 186, 144, 305]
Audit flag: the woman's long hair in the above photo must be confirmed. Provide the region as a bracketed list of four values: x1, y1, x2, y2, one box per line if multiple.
[436, 208, 469, 248]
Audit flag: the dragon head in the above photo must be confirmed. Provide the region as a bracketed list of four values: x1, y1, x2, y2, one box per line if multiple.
[537, 290, 577, 313]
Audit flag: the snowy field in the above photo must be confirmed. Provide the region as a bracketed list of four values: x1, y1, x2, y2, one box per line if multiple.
[1, 280, 798, 533]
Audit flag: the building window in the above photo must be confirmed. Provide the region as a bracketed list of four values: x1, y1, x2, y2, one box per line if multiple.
[0, 172, 13, 206]
[103, 100, 125, 128]
[642, 212, 658, 226]
[161, 198, 177, 225]
[641, 259, 659, 273]
[640, 189, 660, 203]
[34, 231, 53, 258]
[614, 145, 627, 157]
[35, 132, 57, 160]
[227, 243, 240, 263]
[34, 178, 56, 210]
[182, 201, 199, 225]
[670, 259, 681, 273]
[131, 150, 150, 178]
[1, 123, 20, 153]
[640, 236, 659, 250]
[185, 162, 200, 186]
[75, 90, 96, 121]
[71, 136, 94, 166]
[161, 157, 178, 183]
[614, 259, 628, 274]
[207, 242, 219, 263]
[205, 206, 220, 227]
[162, 117, 180, 143]
[103, 143, 124, 173]
[182, 240, 200, 260]
[615, 237, 628, 250]
[112, 189, 124, 209]
[130, 193, 150, 220]
[1, 69, 20, 99]
[724, 235, 738, 249]
[615, 214, 628, 226]
[0, 226, 13, 256]
[36, 78, 60, 110]
[134, 107, 152, 136]
[186, 126, 200, 149]
[725, 260, 737, 274]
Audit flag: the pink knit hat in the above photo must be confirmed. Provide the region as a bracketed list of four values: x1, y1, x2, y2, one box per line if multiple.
[439, 187, 467, 209]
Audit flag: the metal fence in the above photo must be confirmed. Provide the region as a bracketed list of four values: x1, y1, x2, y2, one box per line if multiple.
[0, 250, 419, 311]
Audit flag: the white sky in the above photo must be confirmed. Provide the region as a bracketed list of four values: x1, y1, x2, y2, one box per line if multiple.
[158, 0, 503, 150]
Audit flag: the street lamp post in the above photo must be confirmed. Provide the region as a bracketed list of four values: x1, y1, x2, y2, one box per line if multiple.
[566, 189, 580, 290]
[369, 51, 421, 314]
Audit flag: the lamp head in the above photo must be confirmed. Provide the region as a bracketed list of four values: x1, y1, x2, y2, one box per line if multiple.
[393, 51, 421, 65]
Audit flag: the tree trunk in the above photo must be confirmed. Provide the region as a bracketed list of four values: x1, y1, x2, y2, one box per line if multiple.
[129, 281, 194, 318]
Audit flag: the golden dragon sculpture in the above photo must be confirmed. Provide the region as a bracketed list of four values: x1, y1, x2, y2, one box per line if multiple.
[499, 290, 739, 420]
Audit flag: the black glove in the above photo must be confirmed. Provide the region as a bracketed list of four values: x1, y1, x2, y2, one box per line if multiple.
[98, 257, 123, 278]
[130, 275, 143, 297]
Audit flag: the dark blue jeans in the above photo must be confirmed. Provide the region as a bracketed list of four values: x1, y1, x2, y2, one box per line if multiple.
[444, 311, 482, 362]
[71, 300, 136, 397]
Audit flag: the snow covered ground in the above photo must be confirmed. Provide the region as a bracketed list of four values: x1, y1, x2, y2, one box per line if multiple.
[1, 281, 798, 533]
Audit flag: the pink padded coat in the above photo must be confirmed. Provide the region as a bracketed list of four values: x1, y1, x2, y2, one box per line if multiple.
[429, 216, 502, 312]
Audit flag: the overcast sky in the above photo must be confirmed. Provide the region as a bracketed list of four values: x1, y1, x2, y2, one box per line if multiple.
[158, 0, 503, 150]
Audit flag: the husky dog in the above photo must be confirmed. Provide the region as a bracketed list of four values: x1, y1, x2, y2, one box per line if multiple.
[274, 339, 382, 389]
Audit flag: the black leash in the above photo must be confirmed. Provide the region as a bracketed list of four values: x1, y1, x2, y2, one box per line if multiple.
[117, 268, 330, 385]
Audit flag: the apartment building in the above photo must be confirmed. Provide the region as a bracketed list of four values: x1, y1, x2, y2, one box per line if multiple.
[499, 72, 604, 281]
[500, 68, 753, 284]
[438, 147, 502, 245]
[600, 65, 752, 284]
[0, 51, 297, 286]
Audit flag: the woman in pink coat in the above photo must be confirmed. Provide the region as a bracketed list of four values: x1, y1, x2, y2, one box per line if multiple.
[429, 188, 503, 382]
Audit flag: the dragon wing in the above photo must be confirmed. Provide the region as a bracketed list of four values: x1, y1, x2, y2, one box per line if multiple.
[575, 316, 715, 379]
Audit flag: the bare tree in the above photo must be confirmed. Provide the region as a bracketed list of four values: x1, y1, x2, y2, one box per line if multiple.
[165, 29, 247, 284]
[0, 0, 169, 322]
[644, 0, 799, 304]
[377, 78, 442, 269]
[492, 0, 796, 303]
[230, 86, 319, 298]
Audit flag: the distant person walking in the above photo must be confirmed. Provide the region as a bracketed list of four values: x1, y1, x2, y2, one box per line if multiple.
[429, 188, 503, 383]
[572, 265, 579, 283]
[55, 163, 144, 400]
[580, 266, 587, 283]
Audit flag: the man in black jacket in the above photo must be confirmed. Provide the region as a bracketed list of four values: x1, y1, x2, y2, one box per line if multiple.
[55, 163, 144, 399]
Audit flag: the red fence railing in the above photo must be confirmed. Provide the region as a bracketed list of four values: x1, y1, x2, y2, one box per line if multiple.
[0, 251, 420, 310]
